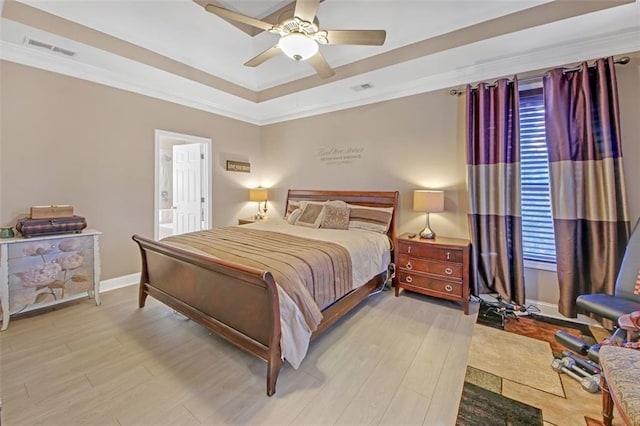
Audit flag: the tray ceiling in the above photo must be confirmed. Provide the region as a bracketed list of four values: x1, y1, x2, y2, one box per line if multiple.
[1, 0, 639, 124]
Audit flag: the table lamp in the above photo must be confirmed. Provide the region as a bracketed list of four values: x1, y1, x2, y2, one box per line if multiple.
[413, 190, 444, 239]
[249, 188, 268, 219]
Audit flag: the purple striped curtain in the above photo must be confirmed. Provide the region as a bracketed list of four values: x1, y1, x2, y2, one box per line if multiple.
[543, 57, 630, 317]
[466, 79, 525, 304]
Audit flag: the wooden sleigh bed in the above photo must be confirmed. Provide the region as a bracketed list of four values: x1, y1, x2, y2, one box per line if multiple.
[132, 189, 398, 396]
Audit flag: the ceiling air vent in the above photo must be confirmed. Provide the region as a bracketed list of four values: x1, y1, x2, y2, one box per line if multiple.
[52, 46, 76, 57]
[24, 37, 77, 57]
[351, 83, 373, 92]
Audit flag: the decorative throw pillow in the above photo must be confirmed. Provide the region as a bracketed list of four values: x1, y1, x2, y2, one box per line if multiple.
[287, 208, 303, 224]
[321, 205, 350, 230]
[286, 201, 300, 217]
[325, 200, 348, 209]
[347, 204, 393, 234]
[634, 269, 640, 295]
[295, 203, 325, 228]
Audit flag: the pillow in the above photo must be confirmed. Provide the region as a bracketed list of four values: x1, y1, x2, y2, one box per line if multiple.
[295, 202, 325, 228]
[287, 208, 303, 224]
[347, 204, 393, 234]
[286, 201, 300, 217]
[321, 205, 350, 230]
[325, 200, 348, 209]
[634, 269, 640, 295]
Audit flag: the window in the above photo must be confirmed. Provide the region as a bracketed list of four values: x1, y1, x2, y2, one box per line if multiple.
[519, 88, 556, 264]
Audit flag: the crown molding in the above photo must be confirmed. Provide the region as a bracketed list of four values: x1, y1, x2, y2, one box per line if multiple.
[0, 39, 263, 125]
[255, 27, 640, 125]
[2, 26, 639, 126]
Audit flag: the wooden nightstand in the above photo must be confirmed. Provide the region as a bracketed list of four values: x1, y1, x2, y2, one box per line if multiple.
[395, 233, 471, 314]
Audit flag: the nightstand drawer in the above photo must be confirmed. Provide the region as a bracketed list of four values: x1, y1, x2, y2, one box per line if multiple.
[397, 255, 462, 279]
[397, 242, 463, 263]
[394, 233, 470, 314]
[398, 271, 463, 298]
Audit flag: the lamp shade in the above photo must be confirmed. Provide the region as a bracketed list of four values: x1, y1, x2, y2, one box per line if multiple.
[249, 188, 268, 202]
[413, 190, 444, 212]
[279, 33, 318, 61]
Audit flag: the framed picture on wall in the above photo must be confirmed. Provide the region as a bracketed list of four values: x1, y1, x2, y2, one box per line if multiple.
[226, 160, 251, 173]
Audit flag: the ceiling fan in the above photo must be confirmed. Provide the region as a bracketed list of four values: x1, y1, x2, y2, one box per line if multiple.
[203, 0, 386, 78]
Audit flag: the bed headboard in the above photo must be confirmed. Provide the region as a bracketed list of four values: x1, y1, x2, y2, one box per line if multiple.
[285, 189, 399, 243]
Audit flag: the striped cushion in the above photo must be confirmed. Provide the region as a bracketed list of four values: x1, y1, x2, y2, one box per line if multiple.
[286, 208, 302, 224]
[286, 201, 300, 217]
[634, 269, 640, 295]
[347, 204, 393, 234]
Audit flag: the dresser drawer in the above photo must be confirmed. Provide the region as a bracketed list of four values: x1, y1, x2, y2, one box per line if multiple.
[397, 254, 462, 280]
[0, 230, 102, 330]
[397, 242, 463, 263]
[398, 271, 463, 298]
[394, 234, 470, 314]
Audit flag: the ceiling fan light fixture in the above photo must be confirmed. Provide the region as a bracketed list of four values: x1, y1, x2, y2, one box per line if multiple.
[279, 32, 318, 61]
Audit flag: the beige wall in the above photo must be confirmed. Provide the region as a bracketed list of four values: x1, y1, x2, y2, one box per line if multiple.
[262, 60, 640, 307]
[261, 90, 470, 240]
[2, 57, 638, 307]
[618, 57, 640, 227]
[0, 61, 262, 280]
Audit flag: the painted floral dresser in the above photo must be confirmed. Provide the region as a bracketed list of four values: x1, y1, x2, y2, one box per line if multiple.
[0, 230, 101, 330]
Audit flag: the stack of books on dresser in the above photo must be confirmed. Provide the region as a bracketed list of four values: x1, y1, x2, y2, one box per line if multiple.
[16, 205, 87, 238]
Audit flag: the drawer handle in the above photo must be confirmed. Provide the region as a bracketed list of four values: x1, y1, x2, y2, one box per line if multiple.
[445, 284, 453, 292]
[445, 267, 453, 275]
[405, 276, 413, 283]
[406, 262, 413, 270]
[445, 251, 451, 260]
[408, 246, 412, 254]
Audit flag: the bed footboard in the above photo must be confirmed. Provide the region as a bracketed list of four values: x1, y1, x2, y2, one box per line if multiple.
[132, 234, 283, 396]
[131, 189, 398, 396]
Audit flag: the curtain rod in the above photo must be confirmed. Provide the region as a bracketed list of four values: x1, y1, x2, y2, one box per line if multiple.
[448, 56, 631, 96]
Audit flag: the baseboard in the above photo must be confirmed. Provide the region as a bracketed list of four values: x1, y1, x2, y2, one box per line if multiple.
[479, 293, 600, 326]
[101, 273, 140, 292]
[524, 298, 600, 326]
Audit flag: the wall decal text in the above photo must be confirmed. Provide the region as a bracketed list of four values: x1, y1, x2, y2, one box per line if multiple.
[317, 146, 364, 165]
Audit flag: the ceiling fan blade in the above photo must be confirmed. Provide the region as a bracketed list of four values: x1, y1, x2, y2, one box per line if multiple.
[294, 0, 321, 22]
[204, 4, 273, 31]
[307, 52, 335, 79]
[244, 45, 281, 67]
[324, 30, 386, 46]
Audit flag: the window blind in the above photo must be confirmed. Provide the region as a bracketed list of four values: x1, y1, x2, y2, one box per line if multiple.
[519, 89, 556, 263]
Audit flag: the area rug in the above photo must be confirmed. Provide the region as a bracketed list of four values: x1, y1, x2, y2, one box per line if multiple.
[459, 307, 604, 425]
[456, 367, 543, 426]
[584, 417, 604, 426]
[466, 323, 566, 396]
[477, 301, 596, 357]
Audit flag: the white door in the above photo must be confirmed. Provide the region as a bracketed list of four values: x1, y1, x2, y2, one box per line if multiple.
[172, 143, 202, 235]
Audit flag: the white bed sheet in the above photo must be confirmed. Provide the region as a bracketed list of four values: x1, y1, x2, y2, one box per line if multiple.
[241, 219, 392, 368]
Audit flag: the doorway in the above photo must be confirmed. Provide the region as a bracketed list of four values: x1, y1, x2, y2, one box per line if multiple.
[154, 130, 212, 240]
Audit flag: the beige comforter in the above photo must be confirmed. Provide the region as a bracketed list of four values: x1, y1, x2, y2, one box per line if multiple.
[162, 226, 353, 333]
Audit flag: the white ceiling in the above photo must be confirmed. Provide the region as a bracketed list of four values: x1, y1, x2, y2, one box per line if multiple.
[1, 0, 639, 125]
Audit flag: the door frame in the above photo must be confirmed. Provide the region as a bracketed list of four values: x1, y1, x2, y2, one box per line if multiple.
[154, 129, 212, 240]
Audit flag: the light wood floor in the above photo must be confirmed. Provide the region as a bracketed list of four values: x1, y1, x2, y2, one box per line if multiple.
[0, 285, 477, 425]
